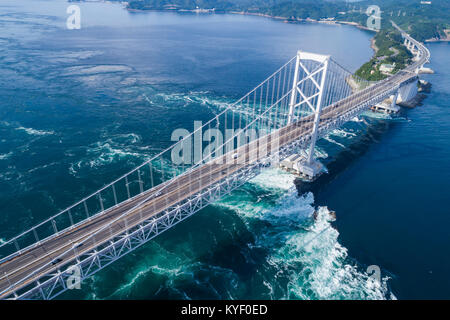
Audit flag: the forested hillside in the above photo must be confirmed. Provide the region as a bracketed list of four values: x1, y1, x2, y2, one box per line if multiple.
[125, 0, 450, 41]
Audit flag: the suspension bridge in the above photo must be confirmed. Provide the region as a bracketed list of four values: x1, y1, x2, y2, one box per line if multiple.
[0, 23, 430, 299]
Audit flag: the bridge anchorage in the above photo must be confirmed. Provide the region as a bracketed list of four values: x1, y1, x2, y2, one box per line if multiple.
[0, 24, 430, 300]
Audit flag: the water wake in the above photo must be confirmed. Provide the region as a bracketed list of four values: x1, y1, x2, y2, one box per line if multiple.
[15, 126, 54, 136]
[0, 152, 13, 160]
[68, 133, 149, 175]
[219, 169, 393, 300]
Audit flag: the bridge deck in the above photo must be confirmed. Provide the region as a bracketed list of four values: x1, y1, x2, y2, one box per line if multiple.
[0, 117, 314, 296]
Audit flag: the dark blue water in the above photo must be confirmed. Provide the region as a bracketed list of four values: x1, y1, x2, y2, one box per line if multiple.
[0, 0, 448, 299]
[314, 42, 450, 299]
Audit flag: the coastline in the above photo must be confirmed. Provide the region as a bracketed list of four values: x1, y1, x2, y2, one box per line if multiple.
[145, 8, 433, 100]
[126, 6, 377, 32]
[426, 29, 450, 42]
[425, 38, 450, 42]
[125, 5, 430, 106]
[126, 7, 383, 77]
[124, 1, 447, 43]
[370, 37, 378, 54]
[125, 6, 381, 59]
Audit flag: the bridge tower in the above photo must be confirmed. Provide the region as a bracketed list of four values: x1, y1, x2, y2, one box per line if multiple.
[287, 51, 330, 181]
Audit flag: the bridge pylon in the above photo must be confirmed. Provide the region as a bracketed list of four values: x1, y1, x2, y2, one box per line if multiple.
[287, 51, 330, 181]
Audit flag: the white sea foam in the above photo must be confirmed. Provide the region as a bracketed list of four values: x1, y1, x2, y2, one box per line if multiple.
[330, 128, 357, 138]
[99, 238, 238, 299]
[351, 116, 364, 123]
[322, 128, 358, 148]
[153, 91, 233, 112]
[70, 144, 142, 172]
[259, 191, 391, 299]
[15, 126, 54, 136]
[113, 266, 174, 296]
[115, 262, 237, 299]
[87, 166, 392, 300]
[68, 133, 146, 174]
[218, 168, 393, 300]
[362, 110, 392, 120]
[250, 168, 295, 191]
[215, 168, 296, 220]
[28, 162, 58, 173]
[142, 93, 153, 105]
[120, 77, 137, 86]
[314, 147, 329, 159]
[106, 133, 141, 144]
[77, 119, 390, 300]
[0, 152, 12, 160]
[323, 135, 346, 148]
[0, 168, 24, 182]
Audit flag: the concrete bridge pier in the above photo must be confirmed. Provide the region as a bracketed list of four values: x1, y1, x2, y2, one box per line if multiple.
[391, 89, 399, 109]
[404, 37, 419, 56]
[398, 79, 419, 105]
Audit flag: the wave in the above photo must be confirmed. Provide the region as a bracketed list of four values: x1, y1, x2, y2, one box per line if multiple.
[106, 133, 141, 145]
[152, 91, 233, 112]
[59, 92, 393, 299]
[155, 91, 210, 103]
[249, 168, 295, 191]
[77, 166, 393, 300]
[149, 91, 250, 120]
[218, 169, 393, 300]
[314, 147, 329, 159]
[330, 128, 357, 138]
[351, 116, 364, 123]
[109, 263, 199, 299]
[0, 169, 24, 182]
[69, 144, 143, 173]
[323, 135, 346, 149]
[264, 200, 391, 300]
[28, 161, 58, 173]
[362, 110, 393, 120]
[15, 126, 54, 136]
[68, 133, 147, 175]
[0, 152, 12, 160]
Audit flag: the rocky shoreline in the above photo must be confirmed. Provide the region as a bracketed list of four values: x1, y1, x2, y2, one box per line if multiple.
[126, 6, 377, 32]
[426, 29, 450, 42]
